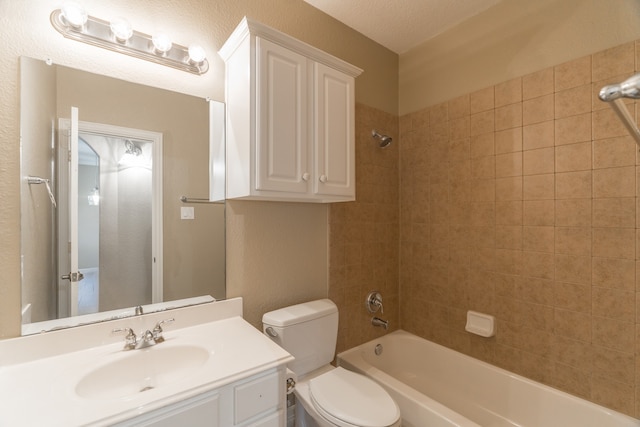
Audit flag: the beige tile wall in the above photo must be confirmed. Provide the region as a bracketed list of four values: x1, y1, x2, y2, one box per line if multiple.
[329, 103, 400, 355]
[399, 40, 640, 417]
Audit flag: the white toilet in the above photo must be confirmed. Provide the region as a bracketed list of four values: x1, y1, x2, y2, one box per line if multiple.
[262, 299, 401, 427]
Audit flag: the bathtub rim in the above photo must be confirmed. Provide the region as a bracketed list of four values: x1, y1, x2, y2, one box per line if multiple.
[337, 329, 640, 426]
[338, 331, 482, 427]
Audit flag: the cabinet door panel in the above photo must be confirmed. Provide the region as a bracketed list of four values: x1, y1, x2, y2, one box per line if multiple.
[314, 62, 354, 198]
[115, 391, 219, 427]
[234, 372, 280, 424]
[256, 37, 308, 194]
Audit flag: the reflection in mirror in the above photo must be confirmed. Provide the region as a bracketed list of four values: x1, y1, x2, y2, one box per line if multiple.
[20, 56, 225, 335]
[56, 120, 163, 319]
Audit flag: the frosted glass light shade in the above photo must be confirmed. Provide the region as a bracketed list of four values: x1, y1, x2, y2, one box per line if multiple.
[152, 33, 172, 54]
[110, 17, 133, 43]
[188, 45, 206, 64]
[61, 2, 88, 28]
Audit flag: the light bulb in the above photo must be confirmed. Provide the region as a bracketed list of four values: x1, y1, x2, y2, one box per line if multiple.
[152, 32, 172, 54]
[60, 2, 88, 28]
[188, 45, 206, 64]
[110, 17, 133, 43]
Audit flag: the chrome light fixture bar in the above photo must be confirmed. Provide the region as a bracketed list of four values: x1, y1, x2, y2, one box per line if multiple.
[50, 5, 209, 75]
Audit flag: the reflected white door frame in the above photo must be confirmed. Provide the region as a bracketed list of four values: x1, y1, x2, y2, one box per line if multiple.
[58, 115, 163, 317]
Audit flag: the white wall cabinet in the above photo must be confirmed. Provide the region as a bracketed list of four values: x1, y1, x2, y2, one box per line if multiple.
[115, 369, 285, 427]
[219, 17, 362, 203]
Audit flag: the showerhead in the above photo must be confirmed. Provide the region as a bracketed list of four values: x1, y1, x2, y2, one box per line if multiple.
[599, 72, 640, 102]
[372, 130, 392, 148]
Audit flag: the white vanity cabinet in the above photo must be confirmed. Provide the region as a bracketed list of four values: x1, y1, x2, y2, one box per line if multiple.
[0, 300, 294, 427]
[219, 17, 362, 203]
[116, 368, 286, 427]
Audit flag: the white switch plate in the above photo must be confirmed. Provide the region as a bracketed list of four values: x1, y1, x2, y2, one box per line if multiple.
[181, 206, 195, 220]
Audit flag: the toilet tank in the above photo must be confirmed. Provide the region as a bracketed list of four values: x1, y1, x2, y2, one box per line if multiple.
[262, 299, 338, 377]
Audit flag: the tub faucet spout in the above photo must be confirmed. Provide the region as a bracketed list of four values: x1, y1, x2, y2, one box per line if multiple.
[371, 317, 389, 330]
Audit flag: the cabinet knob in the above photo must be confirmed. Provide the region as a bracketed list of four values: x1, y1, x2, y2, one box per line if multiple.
[302, 172, 310, 181]
[319, 174, 328, 183]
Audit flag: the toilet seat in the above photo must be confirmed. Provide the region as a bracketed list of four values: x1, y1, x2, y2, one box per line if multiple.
[308, 367, 400, 427]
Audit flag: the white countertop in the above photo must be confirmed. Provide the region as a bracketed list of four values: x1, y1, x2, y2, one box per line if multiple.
[0, 299, 293, 426]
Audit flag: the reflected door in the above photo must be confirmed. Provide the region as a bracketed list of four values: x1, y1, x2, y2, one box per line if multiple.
[58, 115, 163, 319]
[60, 107, 101, 317]
[66, 106, 83, 317]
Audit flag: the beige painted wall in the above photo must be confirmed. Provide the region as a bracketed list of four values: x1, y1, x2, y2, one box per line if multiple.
[226, 201, 329, 328]
[400, 0, 640, 115]
[0, 0, 397, 338]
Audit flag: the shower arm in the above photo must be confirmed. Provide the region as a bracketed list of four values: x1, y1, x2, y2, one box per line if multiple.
[599, 73, 640, 151]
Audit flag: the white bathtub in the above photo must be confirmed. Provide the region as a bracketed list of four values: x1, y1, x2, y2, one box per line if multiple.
[337, 330, 640, 427]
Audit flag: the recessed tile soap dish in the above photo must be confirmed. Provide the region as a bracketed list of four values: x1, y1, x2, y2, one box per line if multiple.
[465, 311, 495, 337]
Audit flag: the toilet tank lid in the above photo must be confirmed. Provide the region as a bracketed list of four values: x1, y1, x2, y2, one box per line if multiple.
[262, 299, 338, 327]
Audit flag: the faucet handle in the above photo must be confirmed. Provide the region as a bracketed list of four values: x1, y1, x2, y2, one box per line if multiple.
[152, 318, 175, 343]
[366, 291, 384, 314]
[112, 327, 137, 350]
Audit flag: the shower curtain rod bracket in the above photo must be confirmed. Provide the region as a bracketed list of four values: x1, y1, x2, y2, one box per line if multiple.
[599, 73, 640, 151]
[606, 99, 640, 151]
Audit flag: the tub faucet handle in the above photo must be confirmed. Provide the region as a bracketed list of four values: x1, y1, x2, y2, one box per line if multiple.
[366, 291, 384, 314]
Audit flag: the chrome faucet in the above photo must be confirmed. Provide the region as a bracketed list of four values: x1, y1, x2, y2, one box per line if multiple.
[135, 305, 144, 315]
[136, 329, 157, 349]
[371, 317, 389, 330]
[112, 318, 175, 350]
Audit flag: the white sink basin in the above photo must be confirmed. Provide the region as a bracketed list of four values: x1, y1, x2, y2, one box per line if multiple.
[75, 345, 210, 399]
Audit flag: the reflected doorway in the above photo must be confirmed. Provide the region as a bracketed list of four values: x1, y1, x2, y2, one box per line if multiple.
[58, 118, 163, 318]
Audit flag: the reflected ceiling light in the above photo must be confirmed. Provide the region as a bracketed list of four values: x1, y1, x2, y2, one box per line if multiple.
[110, 17, 133, 43]
[88, 187, 100, 206]
[50, 5, 209, 75]
[119, 140, 151, 168]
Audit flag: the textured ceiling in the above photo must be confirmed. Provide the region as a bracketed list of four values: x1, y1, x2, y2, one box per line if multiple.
[303, 0, 504, 54]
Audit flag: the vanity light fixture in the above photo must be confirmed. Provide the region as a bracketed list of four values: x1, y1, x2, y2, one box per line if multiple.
[50, 3, 209, 75]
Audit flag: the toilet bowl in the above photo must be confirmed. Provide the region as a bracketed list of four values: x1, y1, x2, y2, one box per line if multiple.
[262, 299, 401, 427]
[296, 366, 401, 427]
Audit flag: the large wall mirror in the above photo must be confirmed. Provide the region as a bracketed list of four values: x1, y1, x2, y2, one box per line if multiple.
[20, 56, 225, 335]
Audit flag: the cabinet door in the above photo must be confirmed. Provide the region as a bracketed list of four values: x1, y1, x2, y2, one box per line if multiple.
[115, 390, 219, 426]
[313, 62, 355, 199]
[256, 37, 309, 194]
